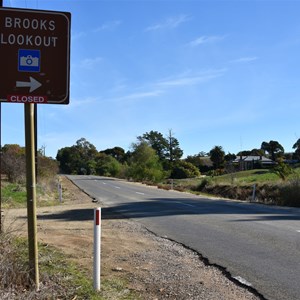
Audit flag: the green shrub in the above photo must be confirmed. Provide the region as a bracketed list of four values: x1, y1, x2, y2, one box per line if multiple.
[272, 160, 293, 181]
[194, 178, 211, 191]
[171, 161, 200, 179]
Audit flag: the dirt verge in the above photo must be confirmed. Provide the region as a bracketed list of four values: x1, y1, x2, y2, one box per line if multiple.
[3, 176, 263, 300]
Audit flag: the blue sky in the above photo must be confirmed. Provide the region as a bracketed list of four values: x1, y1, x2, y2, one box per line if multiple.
[2, 0, 300, 158]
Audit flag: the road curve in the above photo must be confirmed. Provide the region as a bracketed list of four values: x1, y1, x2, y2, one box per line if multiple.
[67, 175, 300, 300]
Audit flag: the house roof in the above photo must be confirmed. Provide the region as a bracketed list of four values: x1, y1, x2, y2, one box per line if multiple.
[232, 155, 274, 164]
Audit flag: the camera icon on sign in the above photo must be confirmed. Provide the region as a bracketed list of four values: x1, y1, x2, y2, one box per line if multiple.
[18, 49, 41, 72]
[20, 55, 39, 67]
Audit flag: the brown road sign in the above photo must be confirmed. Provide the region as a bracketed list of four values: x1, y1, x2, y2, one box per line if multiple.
[0, 7, 71, 104]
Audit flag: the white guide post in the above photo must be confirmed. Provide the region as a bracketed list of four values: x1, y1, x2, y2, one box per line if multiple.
[58, 182, 63, 203]
[251, 184, 256, 202]
[93, 207, 101, 291]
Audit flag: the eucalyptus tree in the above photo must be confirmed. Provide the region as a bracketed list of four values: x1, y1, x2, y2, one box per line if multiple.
[56, 138, 98, 174]
[293, 138, 300, 160]
[166, 129, 183, 164]
[126, 141, 165, 182]
[95, 152, 122, 177]
[101, 146, 126, 163]
[209, 146, 225, 169]
[261, 140, 284, 161]
[138, 130, 183, 172]
[137, 130, 168, 162]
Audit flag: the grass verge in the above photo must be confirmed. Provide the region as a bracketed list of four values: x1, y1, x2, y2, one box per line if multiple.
[1, 180, 62, 209]
[157, 168, 300, 207]
[0, 231, 140, 300]
[1, 183, 27, 208]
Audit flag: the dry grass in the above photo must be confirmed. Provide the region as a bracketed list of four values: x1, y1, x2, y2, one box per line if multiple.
[0, 226, 98, 299]
[0, 225, 34, 299]
[0, 223, 136, 299]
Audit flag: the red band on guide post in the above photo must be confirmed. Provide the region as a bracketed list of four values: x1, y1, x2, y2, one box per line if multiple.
[95, 209, 100, 226]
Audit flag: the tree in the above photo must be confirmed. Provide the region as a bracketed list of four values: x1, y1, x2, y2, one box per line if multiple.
[1, 144, 26, 183]
[56, 146, 78, 174]
[75, 138, 98, 161]
[165, 130, 183, 165]
[126, 141, 165, 182]
[237, 149, 264, 156]
[261, 140, 284, 161]
[138, 131, 168, 162]
[272, 158, 293, 181]
[101, 147, 126, 163]
[224, 152, 236, 162]
[37, 155, 59, 178]
[209, 146, 225, 169]
[56, 138, 98, 174]
[237, 150, 251, 156]
[185, 152, 211, 173]
[1, 144, 58, 183]
[138, 130, 183, 173]
[95, 153, 122, 177]
[250, 148, 265, 156]
[185, 154, 203, 170]
[292, 138, 300, 160]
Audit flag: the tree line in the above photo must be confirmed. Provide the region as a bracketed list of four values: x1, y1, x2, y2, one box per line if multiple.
[56, 131, 200, 182]
[1, 132, 299, 184]
[55, 131, 300, 182]
[1, 144, 58, 184]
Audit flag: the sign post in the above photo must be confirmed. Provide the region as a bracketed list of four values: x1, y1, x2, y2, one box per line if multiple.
[24, 103, 39, 289]
[0, 0, 2, 235]
[0, 6, 71, 289]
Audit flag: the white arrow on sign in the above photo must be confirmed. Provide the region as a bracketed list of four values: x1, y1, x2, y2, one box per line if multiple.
[16, 76, 42, 93]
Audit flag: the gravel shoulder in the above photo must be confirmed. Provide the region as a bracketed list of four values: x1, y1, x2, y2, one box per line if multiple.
[3, 176, 263, 300]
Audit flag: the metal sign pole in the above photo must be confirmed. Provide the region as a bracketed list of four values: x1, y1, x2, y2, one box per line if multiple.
[0, 102, 1, 234]
[24, 103, 39, 289]
[34, 103, 38, 180]
[0, 0, 3, 235]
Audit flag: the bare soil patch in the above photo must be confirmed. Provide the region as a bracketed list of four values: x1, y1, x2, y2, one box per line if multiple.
[3, 176, 263, 300]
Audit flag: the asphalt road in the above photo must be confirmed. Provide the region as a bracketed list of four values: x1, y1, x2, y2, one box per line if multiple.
[67, 175, 300, 300]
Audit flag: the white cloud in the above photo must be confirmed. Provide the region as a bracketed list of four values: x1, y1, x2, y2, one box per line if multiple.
[188, 35, 225, 47]
[111, 90, 163, 102]
[94, 20, 122, 32]
[146, 14, 191, 31]
[103, 69, 225, 104]
[71, 31, 87, 41]
[64, 96, 98, 109]
[230, 56, 258, 63]
[78, 57, 103, 69]
[157, 69, 226, 87]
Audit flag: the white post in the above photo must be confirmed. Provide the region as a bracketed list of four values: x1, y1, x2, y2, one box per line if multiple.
[93, 207, 101, 291]
[58, 183, 62, 203]
[251, 184, 256, 202]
